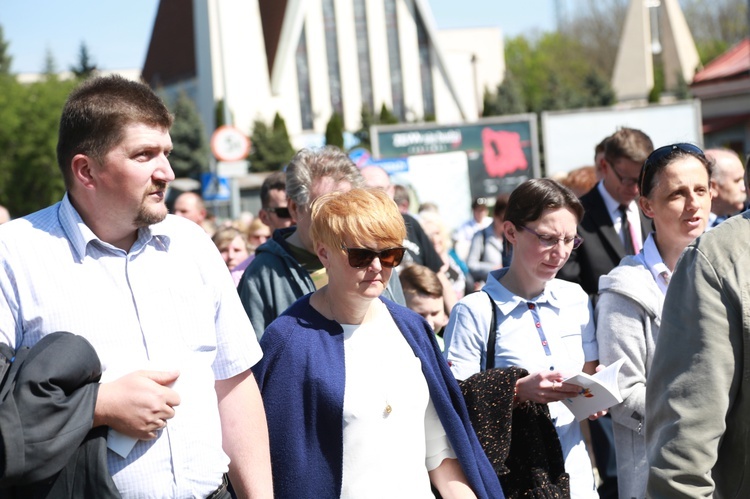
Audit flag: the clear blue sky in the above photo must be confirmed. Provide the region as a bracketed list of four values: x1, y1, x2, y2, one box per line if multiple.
[0, 0, 557, 74]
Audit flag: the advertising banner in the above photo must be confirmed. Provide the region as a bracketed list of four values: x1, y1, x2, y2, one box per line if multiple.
[371, 114, 540, 198]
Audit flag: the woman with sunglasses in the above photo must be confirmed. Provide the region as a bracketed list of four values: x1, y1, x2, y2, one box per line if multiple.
[595, 143, 712, 499]
[253, 188, 504, 499]
[444, 178, 601, 498]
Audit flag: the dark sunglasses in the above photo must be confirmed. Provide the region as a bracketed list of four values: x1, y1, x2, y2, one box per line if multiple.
[341, 245, 406, 268]
[265, 206, 291, 219]
[640, 143, 705, 193]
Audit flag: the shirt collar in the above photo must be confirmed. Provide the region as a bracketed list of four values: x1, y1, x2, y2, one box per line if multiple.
[58, 193, 170, 261]
[640, 232, 670, 295]
[485, 268, 562, 315]
[596, 180, 636, 220]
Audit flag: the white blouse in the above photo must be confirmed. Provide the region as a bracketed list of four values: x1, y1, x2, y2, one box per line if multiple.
[340, 300, 455, 498]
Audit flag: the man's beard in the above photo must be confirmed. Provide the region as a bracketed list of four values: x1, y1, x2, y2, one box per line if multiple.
[134, 181, 169, 227]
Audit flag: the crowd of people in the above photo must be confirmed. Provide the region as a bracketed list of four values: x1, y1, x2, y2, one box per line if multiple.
[1, 74, 749, 499]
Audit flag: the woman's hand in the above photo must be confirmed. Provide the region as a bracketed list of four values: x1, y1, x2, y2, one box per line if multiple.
[515, 370, 580, 405]
[588, 409, 608, 420]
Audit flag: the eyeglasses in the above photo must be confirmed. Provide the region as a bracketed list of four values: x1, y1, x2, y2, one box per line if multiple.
[608, 162, 640, 188]
[640, 143, 705, 193]
[341, 245, 406, 268]
[265, 206, 291, 219]
[520, 226, 583, 249]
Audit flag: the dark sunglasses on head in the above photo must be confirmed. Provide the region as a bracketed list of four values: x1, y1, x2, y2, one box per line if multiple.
[341, 245, 406, 268]
[640, 143, 705, 192]
[265, 206, 291, 219]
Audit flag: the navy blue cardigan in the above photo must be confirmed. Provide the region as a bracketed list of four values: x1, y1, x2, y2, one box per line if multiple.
[254, 295, 504, 498]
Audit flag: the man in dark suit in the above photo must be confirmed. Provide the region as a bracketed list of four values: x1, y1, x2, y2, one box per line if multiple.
[559, 128, 653, 299]
[558, 127, 654, 499]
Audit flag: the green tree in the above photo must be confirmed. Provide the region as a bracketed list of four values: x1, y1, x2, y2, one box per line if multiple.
[506, 32, 614, 112]
[483, 69, 525, 116]
[674, 71, 691, 100]
[70, 42, 97, 79]
[0, 76, 76, 216]
[648, 59, 665, 103]
[378, 103, 399, 125]
[0, 26, 13, 75]
[581, 70, 616, 107]
[169, 91, 209, 179]
[325, 112, 344, 149]
[271, 112, 294, 158]
[0, 76, 22, 200]
[248, 113, 295, 172]
[43, 48, 57, 77]
[354, 105, 375, 151]
[214, 98, 234, 128]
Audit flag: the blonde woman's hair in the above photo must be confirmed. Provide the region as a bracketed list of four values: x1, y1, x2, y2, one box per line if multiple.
[310, 188, 406, 250]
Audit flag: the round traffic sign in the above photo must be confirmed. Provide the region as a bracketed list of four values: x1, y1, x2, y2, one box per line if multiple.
[211, 125, 251, 162]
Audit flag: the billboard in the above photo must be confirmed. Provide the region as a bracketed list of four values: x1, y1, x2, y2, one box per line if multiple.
[542, 100, 703, 176]
[371, 114, 540, 199]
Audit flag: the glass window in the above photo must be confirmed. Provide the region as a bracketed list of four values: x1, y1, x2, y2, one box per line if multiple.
[384, 0, 404, 121]
[323, 0, 343, 116]
[296, 24, 314, 130]
[353, 0, 374, 113]
[414, 3, 435, 119]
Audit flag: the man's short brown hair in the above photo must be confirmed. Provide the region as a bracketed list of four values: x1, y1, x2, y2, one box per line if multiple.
[604, 127, 654, 166]
[56, 75, 173, 188]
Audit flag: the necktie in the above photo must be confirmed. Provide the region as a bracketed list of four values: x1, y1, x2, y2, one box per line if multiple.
[619, 205, 635, 255]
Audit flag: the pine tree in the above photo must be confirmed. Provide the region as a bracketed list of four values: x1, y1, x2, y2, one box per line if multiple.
[0, 26, 13, 75]
[648, 58, 665, 103]
[582, 70, 615, 107]
[43, 48, 57, 78]
[484, 70, 526, 116]
[354, 105, 375, 151]
[169, 91, 209, 179]
[674, 71, 691, 100]
[249, 113, 296, 172]
[325, 113, 344, 149]
[540, 73, 568, 111]
[272, 113, 294, 152]
[378, 104, 399, 125]
[70, 42, 97, 79]
[215, 99, 232, 128]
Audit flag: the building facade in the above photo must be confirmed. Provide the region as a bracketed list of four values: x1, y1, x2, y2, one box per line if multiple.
[142, 0, 504, 150]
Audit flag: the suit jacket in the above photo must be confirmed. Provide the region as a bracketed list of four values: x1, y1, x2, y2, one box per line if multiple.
[0, 332, 119, 498]
[558, 186, 651, 298]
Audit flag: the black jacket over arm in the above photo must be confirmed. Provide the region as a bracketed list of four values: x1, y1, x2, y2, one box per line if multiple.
[0, 332, 119, 498]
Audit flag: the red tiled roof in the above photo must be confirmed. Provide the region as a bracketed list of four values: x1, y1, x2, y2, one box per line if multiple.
[702, 113, 750, 134]
[692, 38, 750, 84]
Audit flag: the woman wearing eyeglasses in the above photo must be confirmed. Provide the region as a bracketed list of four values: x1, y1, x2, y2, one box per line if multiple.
[444, 178, 600, 498]
[595, 143, 712, 499]
[253, 188, 504, 499]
